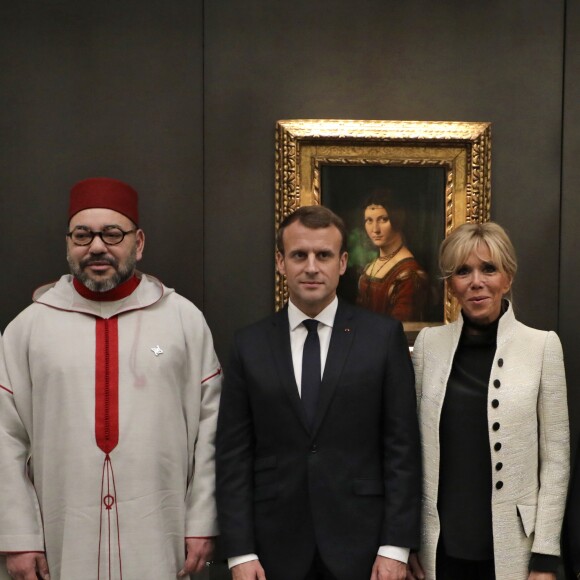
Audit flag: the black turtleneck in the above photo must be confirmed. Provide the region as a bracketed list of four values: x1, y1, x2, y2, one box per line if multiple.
[437, 314, 498, 560]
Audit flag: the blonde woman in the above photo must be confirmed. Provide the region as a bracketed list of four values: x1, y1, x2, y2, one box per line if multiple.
[410, 222, 569, 580]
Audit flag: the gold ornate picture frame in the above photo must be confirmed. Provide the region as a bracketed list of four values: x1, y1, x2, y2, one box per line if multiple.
[275, 119, 491, 344]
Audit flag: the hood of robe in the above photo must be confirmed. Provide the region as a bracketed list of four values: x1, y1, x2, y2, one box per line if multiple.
[32, 272, 173, 319]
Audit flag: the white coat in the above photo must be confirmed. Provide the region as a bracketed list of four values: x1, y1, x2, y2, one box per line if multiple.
[413, 303, 569, 580]
[0, 274, 222, 580]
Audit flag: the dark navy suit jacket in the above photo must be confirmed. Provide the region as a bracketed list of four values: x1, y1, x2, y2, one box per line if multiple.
[216, 301, 421, 580]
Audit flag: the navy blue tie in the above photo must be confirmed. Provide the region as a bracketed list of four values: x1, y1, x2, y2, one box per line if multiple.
[301, 319, 321, 427]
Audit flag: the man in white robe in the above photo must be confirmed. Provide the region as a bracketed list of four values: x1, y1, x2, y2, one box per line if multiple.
[0, 178, 222, 580]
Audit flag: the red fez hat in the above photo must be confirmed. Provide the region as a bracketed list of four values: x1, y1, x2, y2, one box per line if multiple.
[69, 177, 139, 225]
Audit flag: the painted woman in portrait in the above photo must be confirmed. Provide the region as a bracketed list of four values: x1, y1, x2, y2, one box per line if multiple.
[356, 189, 429, 321]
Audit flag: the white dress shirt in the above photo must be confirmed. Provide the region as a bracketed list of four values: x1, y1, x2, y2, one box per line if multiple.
[228, 298, 409, 569]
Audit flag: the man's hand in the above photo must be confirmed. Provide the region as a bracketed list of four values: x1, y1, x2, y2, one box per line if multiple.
[371, 555, 407, 580]
[6, 552, 50, 580]
[406, 553, 425, 580]
[177, 537, 215, 577]
[231, 559, 267, 580]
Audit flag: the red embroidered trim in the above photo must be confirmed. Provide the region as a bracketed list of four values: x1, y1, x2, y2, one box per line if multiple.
[94, 319, 123, 578]
[73, 275, 140, 302]
[0, 384, 13, 394]
[201, 368, 222, 384]
[95, 318, 119, 454]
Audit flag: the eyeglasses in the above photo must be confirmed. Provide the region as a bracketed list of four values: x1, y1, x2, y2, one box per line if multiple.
[66, 226, 137, 246]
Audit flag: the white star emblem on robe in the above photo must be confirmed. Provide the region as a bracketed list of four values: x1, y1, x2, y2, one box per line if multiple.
[151, 345, 164, 356]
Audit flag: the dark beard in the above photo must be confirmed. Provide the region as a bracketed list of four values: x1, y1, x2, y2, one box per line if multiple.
[67, 251, 137, 292]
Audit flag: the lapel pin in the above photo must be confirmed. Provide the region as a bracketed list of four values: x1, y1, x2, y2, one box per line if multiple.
[344, 328, 351, 332]
[151, 345, 164, 356]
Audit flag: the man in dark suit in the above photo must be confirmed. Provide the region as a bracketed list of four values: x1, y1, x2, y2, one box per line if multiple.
[216, 206, 421, 580]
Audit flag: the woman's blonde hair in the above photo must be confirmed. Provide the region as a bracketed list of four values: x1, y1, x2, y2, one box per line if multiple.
[439, 222, 517, 294]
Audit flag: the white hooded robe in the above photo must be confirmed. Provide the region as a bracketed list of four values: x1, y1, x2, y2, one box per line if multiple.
[0, 273, 222, 579]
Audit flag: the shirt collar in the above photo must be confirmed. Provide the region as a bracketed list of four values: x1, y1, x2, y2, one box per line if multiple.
[288, 296, 338, 331]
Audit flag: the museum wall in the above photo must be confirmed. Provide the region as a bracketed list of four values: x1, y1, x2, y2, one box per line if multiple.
[1, 2, 579, 434]
[560, 0, 580, 449]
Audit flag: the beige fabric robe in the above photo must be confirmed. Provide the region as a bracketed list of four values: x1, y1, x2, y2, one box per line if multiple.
[0, 273, 222, 579]
[413, 304, 569, 580]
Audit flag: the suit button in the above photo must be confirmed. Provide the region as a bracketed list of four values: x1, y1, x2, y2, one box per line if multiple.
[493, 379, 501, 388]
[492, 422, 500, 431]
[498, 358, 504, 367]
[496, 481, 504, 490]
[310, 444, 318, 454]
[491, 399, 499, 408]
[494, 442, 502, 451]
[495, 462, 503, 471]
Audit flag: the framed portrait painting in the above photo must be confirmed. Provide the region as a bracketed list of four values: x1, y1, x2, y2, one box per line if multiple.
[274, 119, 491, 344]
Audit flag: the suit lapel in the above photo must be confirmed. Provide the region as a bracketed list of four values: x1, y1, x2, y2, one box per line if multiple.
[312, 301, 355, 434]
[268, 308, 311, 433]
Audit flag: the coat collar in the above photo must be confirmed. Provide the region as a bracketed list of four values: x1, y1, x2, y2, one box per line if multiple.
[450, 300, 517, 351]
[32, 272, 171, 319]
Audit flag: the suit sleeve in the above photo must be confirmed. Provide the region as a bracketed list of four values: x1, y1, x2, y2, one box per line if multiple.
[216, 333, 257, 557]
[532, 331, 569, 556]
[381, 321, 422, 550]
[0, 327, 45, 552]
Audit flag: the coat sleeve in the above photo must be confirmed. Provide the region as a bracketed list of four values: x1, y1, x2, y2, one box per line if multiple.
[532, 331, 570, 555]
[184, 313, 222, 538]
[380, 321, 422, 550]
[215, 333, 257, 558]
[0, 327, 45, 552]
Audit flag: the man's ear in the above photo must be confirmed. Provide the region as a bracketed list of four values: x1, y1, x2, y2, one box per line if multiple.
[135, 229, 145, 261]
[339, 252, 348, 275]
[275, 251, 286, 276]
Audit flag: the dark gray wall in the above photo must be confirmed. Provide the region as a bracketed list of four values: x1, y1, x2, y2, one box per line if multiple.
[561, 0, 580, 448]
